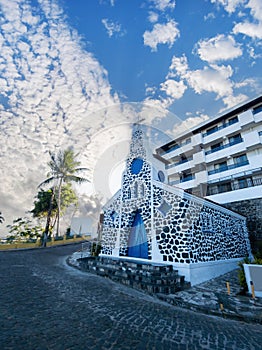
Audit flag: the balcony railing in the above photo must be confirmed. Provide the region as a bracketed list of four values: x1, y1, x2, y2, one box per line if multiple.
[169, 174, 195, 186]
[208, 160, 249, 175]
[203, 118, 238, 137]
[207, 176, 262, 195]
[253, 105, 262, 115]
[166, 157, 193, 169]
[159, 138, 191, 155]
[180, 174, 195, 182]
[205, 138, 243, 155]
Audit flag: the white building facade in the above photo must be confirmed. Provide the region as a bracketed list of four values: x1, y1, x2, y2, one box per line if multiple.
[156, 96, 262, 240]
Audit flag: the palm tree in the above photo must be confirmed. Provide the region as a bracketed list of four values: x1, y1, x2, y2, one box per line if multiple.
[0, 211, 4, 224]
[39, 147, 89, 240]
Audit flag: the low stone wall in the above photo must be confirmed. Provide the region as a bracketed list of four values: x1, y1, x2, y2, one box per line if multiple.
[78, 256, 190, 294]
[224, 198, 262, 240]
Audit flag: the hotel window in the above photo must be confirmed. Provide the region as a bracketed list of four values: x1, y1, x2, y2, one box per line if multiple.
[217, 182, 232, 193]
[233, 154, 248, 165]
[214, 161, 227, 171]
[211, 142, 223, 152]
[229, 133, 242, 144]
[253, 104, 262, 115]
[180, 171, 194, 182]
[179, 155, 187, 163]
[228, 116, 238, 125]
[206, 125, 218, 136]
[238, 177, 252, 189]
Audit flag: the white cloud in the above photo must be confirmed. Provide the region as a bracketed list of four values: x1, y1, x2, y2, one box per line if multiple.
[204, 12, 216, 21]
[171, 114, 210, 136]
[143, 20, 179, 51]
[210, 0, 245, 14]
[233, 0, 262, 38]
[168, 54, 189, 77]
[148, 11, 159, 23]
[233, 21, 262, 39]
[160, 79, 187, 99]
[247, 44, 262, 59]
[234, 77, 257, 88]
[221, 0, 262, 39]
[162, 54, 250, 110]
[149, 0, 176, 11]
[220, 93, 248, 109]
[0, 0, 122, 234]
[195, 34, 242, 63]
[101, 18, 124, 38]
[247, 0, 262, 21]
[186, 65, 234, 98]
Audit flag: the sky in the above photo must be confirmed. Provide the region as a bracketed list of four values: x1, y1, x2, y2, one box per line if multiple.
[0, 0, 261, 236]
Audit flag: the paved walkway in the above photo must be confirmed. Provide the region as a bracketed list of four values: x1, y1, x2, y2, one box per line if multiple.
[157, 269, 262, 324]
[1, 245, 262, 349]
[69, 251, 262, 324]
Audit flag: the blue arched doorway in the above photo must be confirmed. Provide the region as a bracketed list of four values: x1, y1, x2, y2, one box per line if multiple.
[128, 210, 148, 259]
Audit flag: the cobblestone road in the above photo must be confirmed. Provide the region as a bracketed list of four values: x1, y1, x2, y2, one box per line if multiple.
[0, 244, 261, 350]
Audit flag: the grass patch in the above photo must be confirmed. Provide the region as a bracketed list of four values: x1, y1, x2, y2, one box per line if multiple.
[0, 236, 90, 250]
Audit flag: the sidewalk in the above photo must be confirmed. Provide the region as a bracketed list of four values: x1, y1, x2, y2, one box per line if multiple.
[156, 269, 262, 324]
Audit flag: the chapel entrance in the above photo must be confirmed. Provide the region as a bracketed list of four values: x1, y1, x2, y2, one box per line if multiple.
[128, 210, 148, 259]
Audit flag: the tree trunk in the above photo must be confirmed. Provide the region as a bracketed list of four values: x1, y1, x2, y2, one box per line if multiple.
[42, 188, 55, 247]
[56, 179, 63, 238]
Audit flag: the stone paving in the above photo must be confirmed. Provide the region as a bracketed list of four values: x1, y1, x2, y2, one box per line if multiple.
[1, 244, 262, 349]
[157, 269, 262, 324]
[70, 250, 262, 324]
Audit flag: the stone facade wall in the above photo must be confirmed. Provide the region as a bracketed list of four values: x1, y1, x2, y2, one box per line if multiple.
[153, 185, 250, 264]
[223, 198, 262, 240]
[101, 182, 251, 264]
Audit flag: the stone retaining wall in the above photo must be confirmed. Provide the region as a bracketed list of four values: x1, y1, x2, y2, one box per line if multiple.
[78, 256, 190, 295]
[224, 198, 262, 240]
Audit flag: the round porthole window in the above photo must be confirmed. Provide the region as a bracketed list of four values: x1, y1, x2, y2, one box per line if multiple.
[131, 158, 143, 174]
[158, 170, 165, 182]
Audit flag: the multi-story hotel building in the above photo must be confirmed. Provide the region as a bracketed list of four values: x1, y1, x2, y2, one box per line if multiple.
[156, 95, 262, 240]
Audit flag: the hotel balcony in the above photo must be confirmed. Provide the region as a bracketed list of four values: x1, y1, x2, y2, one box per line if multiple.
[192, 150, 205, 165]
[169, 175, 196, 189]
[195, 170, 208, 184]
[254, 109, 262, 123]
[159, 139, 193, 160]
[206, 172, 262, 203]
[238, 109, 255, 127]
[166, 157, 193, 175]
[202, 118, 239, 145]
[243, 130, 262, 150]
[191, 133, 203, 147]
[205, 138, 246, 163]
[208, 160, 250, 182]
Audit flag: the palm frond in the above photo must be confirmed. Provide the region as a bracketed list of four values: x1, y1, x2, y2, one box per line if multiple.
[74, 167, 89, 173]
[64, 175, 90, 183]
[38, 176, 56, 188]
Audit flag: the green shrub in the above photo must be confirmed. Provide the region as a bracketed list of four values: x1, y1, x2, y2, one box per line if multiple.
[238, 253, 262, 291]
[91, 242, 102, 257]
[238, 257, 251, 291]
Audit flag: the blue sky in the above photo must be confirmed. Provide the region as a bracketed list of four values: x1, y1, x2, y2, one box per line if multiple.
[0, 0, 261, 233]
[61, 0, 261, 117]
